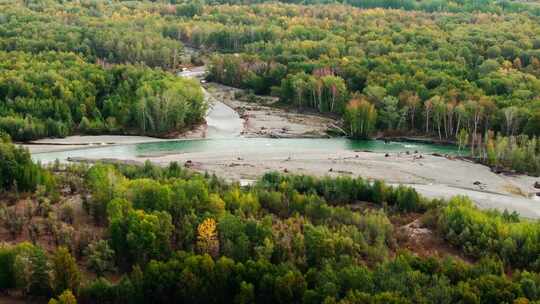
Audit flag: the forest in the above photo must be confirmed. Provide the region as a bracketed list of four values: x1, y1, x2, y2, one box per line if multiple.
[0, 1, 206, 140]
[2, 0, 540, 146]
[206, 0, 540, 15]
[2, 0, 540, 302]
[1, 136, 540, 303]
[3, 0, 540, 142]
[181, 1, 540, 172]
[0, 51, 205, 140]
[197, 4, 540, 140]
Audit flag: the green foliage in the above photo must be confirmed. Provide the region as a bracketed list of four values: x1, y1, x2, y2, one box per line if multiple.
[344, 98, 378, 138]
[525, 110, 540, 137]
[278, 71, 348, 113]
[0, 135, 44, 192]
[109, 207, 173, 267]
[258, 172, 428, 212]
[0, 51, 205, 140]
[127, 179, 172, 212]
[176, 0, 204, 17]
[77, 249, 540, 304]
[85, 164, 126, 223]
[210, 0, 540, 15]
[0, 2, 182, 68]
[194, 3, 540, 142]
[52, 247, 81, 296]
[3, 0, 540, 169]
[474, 134, 540, 175]
[85, 240, 116, 277]
[13, 243, 51, 297]
[2, 0, 540, 296]
[438, 196, 540, 270]
[0, 244, 17, 290]
[5, 161, 540, 303]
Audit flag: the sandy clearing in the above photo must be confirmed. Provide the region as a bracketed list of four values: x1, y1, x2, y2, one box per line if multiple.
[206, 83, 338, 138]
[23, 135, 168, 154]
[409, 184, 540, 218]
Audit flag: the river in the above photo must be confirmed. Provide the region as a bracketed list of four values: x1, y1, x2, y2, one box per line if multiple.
[31, 137, 462, 164]
[33, 66, 462, 162]
[27, 67, 540, 219]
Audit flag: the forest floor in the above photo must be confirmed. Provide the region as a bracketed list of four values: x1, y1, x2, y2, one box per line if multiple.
[394, 216, 473, 262]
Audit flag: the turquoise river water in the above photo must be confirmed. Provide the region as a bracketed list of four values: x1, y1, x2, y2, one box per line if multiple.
[32, 137, 464, 164]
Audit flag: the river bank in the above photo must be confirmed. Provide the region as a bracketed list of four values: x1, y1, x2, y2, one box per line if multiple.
[24, 135, 168, 154]
[206, 83, 338, 138]
[59, 144, 540, 219]
[22, 70, 540, 219]
[24, 82, 340, 153]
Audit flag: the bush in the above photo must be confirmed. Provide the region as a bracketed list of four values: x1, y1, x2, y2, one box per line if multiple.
[85, 240, 116, 276]
[0, 136, 43, 192]
[438, 196, 540, 270]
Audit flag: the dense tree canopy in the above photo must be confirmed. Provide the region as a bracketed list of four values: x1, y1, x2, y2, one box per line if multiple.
[0, 134, 54, 192]
[204, 0, 540, 15]
[0, 51, 205, 140]
[2, 0, 540, 302]
[0, 1, 206, 141]
[195, 3, 540, 141]
[1, 155, 540, 303]
[2, 0, 540, 158]
[0, 1, 183, 69]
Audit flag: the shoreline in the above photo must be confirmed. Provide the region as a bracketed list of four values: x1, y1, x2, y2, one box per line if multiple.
[205, 82, 338, 138]
[63, 147, 540, 218]
[377, 136, 457, 146]
[23, 135, 460, 155]
[22, 135, 170, 154]
[21, 76, 540, 219]
[21, 78, 465, 154]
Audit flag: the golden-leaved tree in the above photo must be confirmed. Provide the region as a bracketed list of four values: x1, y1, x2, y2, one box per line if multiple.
[197, 218, 219, 258]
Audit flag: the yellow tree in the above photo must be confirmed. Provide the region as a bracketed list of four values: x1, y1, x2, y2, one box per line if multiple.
[197, 218, 219, 258]
[48, 289, 77, 304]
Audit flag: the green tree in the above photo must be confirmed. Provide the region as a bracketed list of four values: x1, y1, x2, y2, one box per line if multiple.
[524, 110, 540, 136]
[344, 98, 377, 139]
[14, 244, 51, 297]
[378, 96, 400, 130]
[458, 128, 469, 154]
[109, 209, 173, 266]
[85, 164, 125, 224]
[52, 247, 81, 295]
[0, 136, 42, 192]
[85, 240, 116, 276]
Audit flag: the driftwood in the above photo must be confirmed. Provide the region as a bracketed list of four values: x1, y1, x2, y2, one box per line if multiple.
[328, 124, 347, 135]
